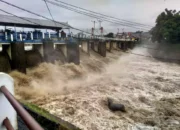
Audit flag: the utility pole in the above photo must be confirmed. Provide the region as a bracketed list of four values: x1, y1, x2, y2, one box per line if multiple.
[98, 19, 103, 36]
[98, 19, 103, 28]
[91, 20, 96, 29]
[122, 28, 124, 33]
[91, 20, 97, 37]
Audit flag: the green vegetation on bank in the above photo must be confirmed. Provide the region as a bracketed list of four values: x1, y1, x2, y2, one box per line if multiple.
[151, 9, 180, 44]
[21, 101, 81, 130]
[21, 101, 59, 123]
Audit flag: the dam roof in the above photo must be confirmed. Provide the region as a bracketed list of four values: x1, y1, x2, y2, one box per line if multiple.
[0, 14, 71, 30]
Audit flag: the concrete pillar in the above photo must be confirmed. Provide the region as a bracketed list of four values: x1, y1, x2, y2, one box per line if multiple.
[106, 41, 113, 52]
[106, 42, 111, 52]
[110, 42, 113, 52]
[120, 42, 123, 49]
[133, 41, 136, 47]
[55, 44, 67, 63]
[11, 42, 26, 73]
[129, 42, 135, 49]
[91, 42, 95, 51]
[117, 42, 121, 49]
[67, 40, 80, 65]
[112, 42, 117, 50]
[126, 42, 130, 49]
[120, 42, 124, 50]
[98, 41, 106, 57]
[125, 42, 128, 51]
[0, 45, 11, 72]
[121, 42, 128, 51]
[42, 39, 54, 63]
[2, 45, 11, 60]
[81, 41, 89, 54]
[94, 42, 99, 52]
[98, 41, 101, 53]
[119, 42, 123, 50]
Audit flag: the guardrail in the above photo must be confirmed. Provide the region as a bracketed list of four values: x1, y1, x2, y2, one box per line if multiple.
[0, 72, 44, 130]
[0, 35, 135, 44]
[3, 117, 14, 130]
[0, 86, 44, 130]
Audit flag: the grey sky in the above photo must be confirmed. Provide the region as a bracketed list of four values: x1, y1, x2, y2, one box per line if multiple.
[0, 0, 180, 34]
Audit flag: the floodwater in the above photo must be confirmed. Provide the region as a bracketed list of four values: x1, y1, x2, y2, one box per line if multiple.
[11, 42, 180, 130]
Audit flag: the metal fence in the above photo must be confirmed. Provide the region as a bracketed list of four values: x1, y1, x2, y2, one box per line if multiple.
[0, 86, 44, 130]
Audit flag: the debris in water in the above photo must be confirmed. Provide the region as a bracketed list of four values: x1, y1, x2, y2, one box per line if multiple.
[107, 97, 126, 112]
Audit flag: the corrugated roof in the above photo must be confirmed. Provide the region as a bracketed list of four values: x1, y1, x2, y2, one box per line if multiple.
[0, 14, 71, 30]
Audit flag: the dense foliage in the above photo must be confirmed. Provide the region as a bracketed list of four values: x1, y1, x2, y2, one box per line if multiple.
[151, 9, 180, 43]
[104, 32, 114, 38]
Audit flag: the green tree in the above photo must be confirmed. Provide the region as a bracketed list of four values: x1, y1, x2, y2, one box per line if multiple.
[104, 32, 114, 38]
[151, 8, 180, 43]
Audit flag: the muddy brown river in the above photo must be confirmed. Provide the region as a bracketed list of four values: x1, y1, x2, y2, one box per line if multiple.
[11, 43, 180, 130]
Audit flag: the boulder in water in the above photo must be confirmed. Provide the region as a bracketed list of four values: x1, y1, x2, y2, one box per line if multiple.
[107, 98, 126, 112]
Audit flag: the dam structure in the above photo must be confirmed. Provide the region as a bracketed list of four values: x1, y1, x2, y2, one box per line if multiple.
[0, 14, 136, 73]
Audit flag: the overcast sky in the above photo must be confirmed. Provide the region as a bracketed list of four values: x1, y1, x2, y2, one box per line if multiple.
[0, 0, 180, 34]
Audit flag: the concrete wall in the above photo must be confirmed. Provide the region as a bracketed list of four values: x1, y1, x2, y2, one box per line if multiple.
[128, 42, 135, 49]
[98, 42, 106, 57]
[112, 42, 118, 50]
[67, 41, 80, 65]
[0, 40, 137, 73]
[106, 42, 111, 52]
[90, 42, 95, 51]
[56, 44, 67, 63]
[120, 42, 128, 51]
[42, 39, 54, 63]
[89, 41, 107, 57]
[11, 42, 26, 73]
[0, 51, 11, 72]
[81, 41, 89, 54]
[94, 42, 99, 52]
[18, 102, 80, 130]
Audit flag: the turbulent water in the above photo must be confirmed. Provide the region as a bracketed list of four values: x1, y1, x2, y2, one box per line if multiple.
[10, 43, 180, 130]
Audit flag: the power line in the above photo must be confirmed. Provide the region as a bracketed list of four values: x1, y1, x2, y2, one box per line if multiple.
[51, 0, 153, 28]
[0, 8, 40, 26]
[0, 0, 150, 39]
[43, 0, 56, 26]
[45, 0, 150, 30]
[46, 0, 150, 30]
[0, 0, 94, 35]
[1, 13, 25, 24]
[91, 20, 97, 29]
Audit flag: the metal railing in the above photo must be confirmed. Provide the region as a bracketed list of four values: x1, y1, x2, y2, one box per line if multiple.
[0, 86, 44, 130]
[3, 117, 14, 130]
